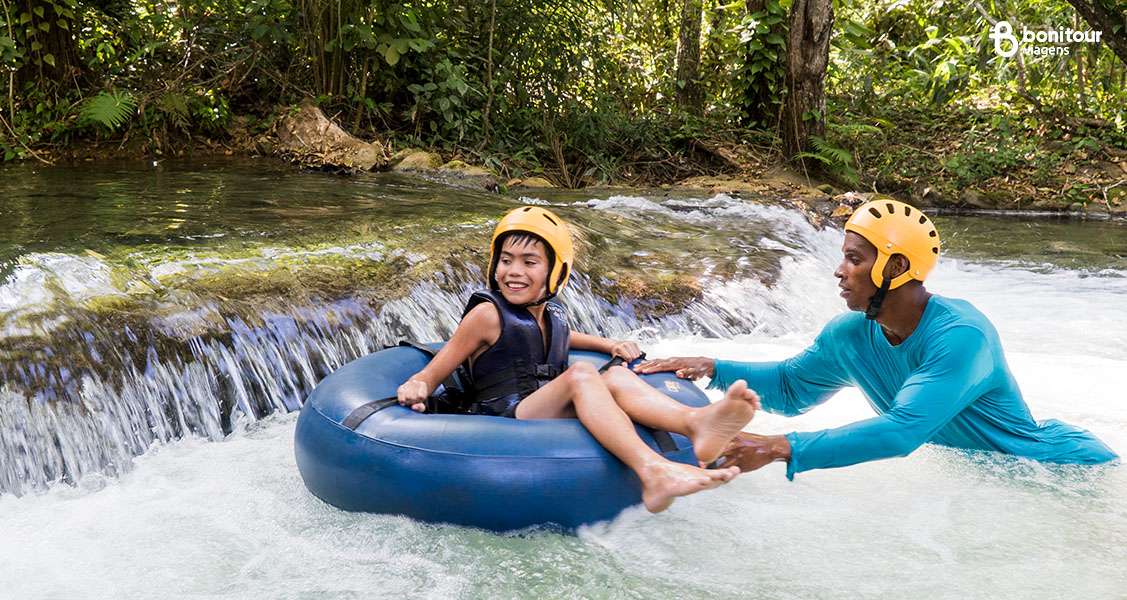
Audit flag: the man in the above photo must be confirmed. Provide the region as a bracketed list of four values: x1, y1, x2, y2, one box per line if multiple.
[635, 198, 1118, 478]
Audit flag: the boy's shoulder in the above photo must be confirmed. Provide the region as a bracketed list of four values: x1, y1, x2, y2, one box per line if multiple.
[462, 297, 502, 330]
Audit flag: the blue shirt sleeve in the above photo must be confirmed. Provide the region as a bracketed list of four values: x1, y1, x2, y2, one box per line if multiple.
[709, 325, 852, 417]
[785, 325, 994, 479]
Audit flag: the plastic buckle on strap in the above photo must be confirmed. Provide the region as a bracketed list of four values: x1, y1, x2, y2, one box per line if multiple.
[533, 364, 558, 378]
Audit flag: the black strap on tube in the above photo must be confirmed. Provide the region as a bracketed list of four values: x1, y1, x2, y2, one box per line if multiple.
[342, 397, 398, 430]
[598, 354, 678, 454]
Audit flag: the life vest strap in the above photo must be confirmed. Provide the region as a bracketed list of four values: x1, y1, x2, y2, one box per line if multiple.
[469, 362, 562, 408]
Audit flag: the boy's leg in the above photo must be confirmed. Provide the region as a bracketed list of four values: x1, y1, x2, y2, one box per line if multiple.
[514, 362, 739, 513]
[601, 365, 759, 465]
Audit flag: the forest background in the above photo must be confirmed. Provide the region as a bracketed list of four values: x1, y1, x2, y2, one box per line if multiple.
[1, 0, 1125, 209]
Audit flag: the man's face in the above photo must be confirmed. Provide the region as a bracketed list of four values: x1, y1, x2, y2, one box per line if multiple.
[835, 232, 880, 312]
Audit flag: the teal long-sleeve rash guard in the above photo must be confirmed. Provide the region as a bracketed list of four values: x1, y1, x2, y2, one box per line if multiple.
[710, 295, 1118, 479]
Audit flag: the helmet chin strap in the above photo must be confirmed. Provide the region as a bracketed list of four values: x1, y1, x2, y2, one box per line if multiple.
[513, 271, 564, 309]
[518, 292, 555, 309]
[865, 277, 892, 320]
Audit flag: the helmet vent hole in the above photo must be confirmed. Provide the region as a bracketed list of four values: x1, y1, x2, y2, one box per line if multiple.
[932, 247, 939, 254]
[929, 230, 937, 237]
[521, 207, 532, 212]
[868, 207, 882, 218]
[543, 214, 558, 225]
[904, 206, 911, 216]
[919, 216, 927, 225]
[886, 203, 895, 214]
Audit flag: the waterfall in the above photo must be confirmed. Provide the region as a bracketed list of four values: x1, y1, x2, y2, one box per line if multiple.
[0, 194, 854, 496]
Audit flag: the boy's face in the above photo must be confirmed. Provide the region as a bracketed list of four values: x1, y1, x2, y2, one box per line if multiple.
[495, 236, 550, 305]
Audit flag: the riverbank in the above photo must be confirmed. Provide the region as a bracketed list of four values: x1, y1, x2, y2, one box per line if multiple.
[13, 99, 1127, 218]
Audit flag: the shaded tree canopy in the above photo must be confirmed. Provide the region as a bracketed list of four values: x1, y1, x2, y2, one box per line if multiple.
[0, 0, 1122, 191]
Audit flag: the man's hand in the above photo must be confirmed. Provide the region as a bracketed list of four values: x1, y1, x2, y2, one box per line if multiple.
[397, 379, 429, 412]
[717, 432, 791, 472]
[633, 356, 715, 380]
[608, 340, 643, 362]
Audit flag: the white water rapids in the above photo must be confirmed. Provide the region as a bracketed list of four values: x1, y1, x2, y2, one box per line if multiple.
[1, 196, 1125, 599]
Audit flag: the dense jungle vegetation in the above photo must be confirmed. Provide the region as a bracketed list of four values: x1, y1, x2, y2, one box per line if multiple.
[1, 0, 1125, 205]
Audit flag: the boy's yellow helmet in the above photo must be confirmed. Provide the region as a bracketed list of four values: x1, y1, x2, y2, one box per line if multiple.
[844, 199, 940, 289]
[489, 206, 574, 296]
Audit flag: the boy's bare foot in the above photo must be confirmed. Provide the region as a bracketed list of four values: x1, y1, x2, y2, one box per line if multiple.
[639, 461, 740, 513]
[690, 379, 759, 465]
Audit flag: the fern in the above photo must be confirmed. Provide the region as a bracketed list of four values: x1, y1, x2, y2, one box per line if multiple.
[80, 90, 137, 131]
[158, 92, 191, 132]
[797, 136, 860, 186]
[812, 136, 854, 166]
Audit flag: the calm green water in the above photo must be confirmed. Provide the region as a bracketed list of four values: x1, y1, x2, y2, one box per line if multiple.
[3, 158, 1125, 273]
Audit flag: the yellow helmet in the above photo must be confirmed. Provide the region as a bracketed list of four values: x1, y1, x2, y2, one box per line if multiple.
[844, 198, 940, 289]
[489, 206, 574, 297]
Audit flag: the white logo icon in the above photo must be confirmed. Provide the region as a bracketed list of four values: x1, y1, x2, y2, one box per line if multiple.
[990, 21, 1019, 58]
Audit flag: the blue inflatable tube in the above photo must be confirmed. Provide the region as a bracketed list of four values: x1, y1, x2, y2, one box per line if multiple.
[294, 344, 710, 531]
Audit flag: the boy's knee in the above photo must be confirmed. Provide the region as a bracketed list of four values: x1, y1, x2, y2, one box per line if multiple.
[601, 364, 635, 391]
[563, 361, 599, 385]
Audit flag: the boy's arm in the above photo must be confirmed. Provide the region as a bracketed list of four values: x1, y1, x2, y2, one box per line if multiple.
[397, 303, 499, 411]
[569, 331, 643, 362]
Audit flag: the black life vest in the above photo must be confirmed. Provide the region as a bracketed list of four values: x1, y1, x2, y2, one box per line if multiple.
[462, 289, 571, 416]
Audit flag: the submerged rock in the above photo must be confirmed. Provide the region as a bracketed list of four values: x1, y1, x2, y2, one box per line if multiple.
[516, 177, 556, 188]
[389, 149, 444, 172]
[438, 160, 490, 177]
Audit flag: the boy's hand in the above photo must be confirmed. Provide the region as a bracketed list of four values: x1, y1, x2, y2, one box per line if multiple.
[633, 356, 715, 380]
[609, 340, 643, 362]
[397, 380, 429, 412]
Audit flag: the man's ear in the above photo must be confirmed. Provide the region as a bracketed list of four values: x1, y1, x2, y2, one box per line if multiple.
[884, 253, 910, 280]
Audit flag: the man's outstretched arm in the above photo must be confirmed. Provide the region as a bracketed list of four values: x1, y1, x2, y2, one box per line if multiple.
[723, 326, 994, 479]
[635, 329, 852, 418]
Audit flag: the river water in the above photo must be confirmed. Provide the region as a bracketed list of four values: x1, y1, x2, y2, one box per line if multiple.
[1, 159, 1124, 598]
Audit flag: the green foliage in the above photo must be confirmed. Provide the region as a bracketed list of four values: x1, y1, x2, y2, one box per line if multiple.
[832, 0, 1126, 123]
[157, 92, 192, 133]
[80, 90, 136, 130]
[0, 0, 1120, 204]
[728, 0, 788, 129]
[797, 135, 859, 185]
[4, 0, 78, 71]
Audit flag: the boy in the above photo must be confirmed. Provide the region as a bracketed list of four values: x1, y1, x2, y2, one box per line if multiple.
[398, 206, 759, 513]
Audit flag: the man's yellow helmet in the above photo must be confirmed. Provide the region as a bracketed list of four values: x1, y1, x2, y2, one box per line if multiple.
[489, 206, 574, 297]
[844, 199, 940, 289]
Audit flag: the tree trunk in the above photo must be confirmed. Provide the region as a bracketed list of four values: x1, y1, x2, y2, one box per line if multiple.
[11, 0, 88, 102]
[1064, 0, 1127, 65]
[781, 0, 833, 159]
[675, 0, 702, 115]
